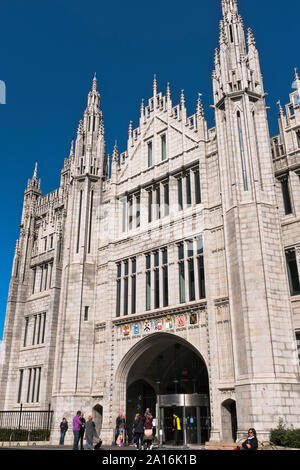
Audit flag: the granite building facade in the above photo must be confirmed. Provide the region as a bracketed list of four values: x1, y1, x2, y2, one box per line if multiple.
[1, 0, 300, 445]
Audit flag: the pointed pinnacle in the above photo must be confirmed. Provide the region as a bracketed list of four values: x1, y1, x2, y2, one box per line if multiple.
[277, 100, 284, 116]
[33, 161, 38, 180]
[197, 93, 205, 117]
[153, 74, 157, 95]
[92, 72, 97, 92]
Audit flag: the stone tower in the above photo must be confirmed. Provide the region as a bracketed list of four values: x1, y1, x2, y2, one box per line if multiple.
[213, 0, 300, 437]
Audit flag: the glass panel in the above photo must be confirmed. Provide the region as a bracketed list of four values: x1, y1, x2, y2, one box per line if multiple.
[179, 262, 185, 303]
[281, 178, 292, 215]
[286, 251, 300, 296]
[146, 271, 151, 311]
[194, 170, 201, 204]
[178, 178, 183, 210]
[148, 142, 152, 167]
[161, 134, 167, 161]
[188, 259, 195, 301]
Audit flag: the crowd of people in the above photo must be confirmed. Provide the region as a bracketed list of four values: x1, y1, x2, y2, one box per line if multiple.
[60, 410, 258, 451]
[114, 408, 154, 450]
[59, 411, 101, 450]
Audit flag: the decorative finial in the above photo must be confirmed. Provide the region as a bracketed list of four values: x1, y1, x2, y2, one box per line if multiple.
[295, 67, 299, 82]
[153, 74, 157, 95]
[33, 161, 38, 180]
[69, 139, 74, 157]
[247, 28, 256, 47]
[166, 82, 171, 100]
[112, 140, 119, 162]
[277, 100, 284, 116]
[140, 98, 145, 115]
[92, 72, 97, 92]
[128, 120, 133, 138]
[180, 89, 185, 108]
[197, 93, 205, 118]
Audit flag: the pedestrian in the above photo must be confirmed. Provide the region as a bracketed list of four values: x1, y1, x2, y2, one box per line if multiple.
[241, 428, 258, 450]
[72, 410, 82, 450]
[85, 415, 99, 450]
[117, 414, 126, 447]
[144, 408, 153, 419]
[133, 413, 144, 450]
[172, 413, 181, 446]
[79, 412, 86, 450]
[114, 413, 122, 445]
[143, 416, 153, 450]
[59, 417, 68, 445]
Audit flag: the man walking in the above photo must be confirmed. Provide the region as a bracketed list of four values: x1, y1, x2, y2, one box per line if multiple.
[172, 413, 181, 446]
[73, 410, 82, 450]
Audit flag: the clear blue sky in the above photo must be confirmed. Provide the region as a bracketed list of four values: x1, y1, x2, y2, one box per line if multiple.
[0, 0, 299, 339]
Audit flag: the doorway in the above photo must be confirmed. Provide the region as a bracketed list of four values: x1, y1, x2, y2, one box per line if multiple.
[124, 333, 211, 445]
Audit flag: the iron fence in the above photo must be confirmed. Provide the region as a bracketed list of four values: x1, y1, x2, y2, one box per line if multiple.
[0, 403, 53, 438]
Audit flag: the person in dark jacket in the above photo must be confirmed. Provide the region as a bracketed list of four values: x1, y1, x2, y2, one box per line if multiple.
[79, 413, 86, 450]
[242, 428, 258, 450]
[59, 417, 68, 445]
[133, 414, 144, 450]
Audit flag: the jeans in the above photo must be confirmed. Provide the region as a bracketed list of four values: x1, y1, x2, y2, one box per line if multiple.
[73, 430, 80, 450]
[136, 432, 144, 449]
[59, 431, 66, 445]
[85, 440, 94, 450]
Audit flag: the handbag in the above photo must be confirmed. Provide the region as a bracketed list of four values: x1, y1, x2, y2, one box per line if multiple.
[144, 429, 153, 438]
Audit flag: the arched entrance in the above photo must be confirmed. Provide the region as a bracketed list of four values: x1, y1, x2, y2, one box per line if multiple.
[121, 333, 211, 445]
[221, 399, 237, 442]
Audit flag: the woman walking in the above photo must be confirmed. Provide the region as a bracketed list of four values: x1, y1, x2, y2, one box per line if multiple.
[133, 414, 144, 450]
[143, 416, 153, 450]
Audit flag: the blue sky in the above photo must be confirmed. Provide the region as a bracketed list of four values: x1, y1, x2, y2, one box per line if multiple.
[0, 0, 299, 340]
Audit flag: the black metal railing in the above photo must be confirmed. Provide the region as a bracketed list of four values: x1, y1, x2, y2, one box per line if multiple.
[0, 403, 53, 441]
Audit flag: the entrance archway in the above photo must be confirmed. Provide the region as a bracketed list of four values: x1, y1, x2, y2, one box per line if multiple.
[221, 399, 237, 442]
[118, 333, 211, 445]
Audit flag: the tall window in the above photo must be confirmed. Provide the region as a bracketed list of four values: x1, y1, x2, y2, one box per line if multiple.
[128, 198, 133, 230]
[178, 243, 185, 303]
[281, 178, 292, 215]
[131, 258, 136, 314]
[148, 141, 153, 167]
[148, 190, 152, 223]
[136, 194, 141, 228]
[123, 260, 129, 316]
[116, 263, 121, 317]
[26, 367, 41, 403]
[296, 333, 300, 367]
[162, 248, 168, 307]
[177, 177, 183, 211]
[146, 254, 151, 311]
[154, 252, 160, 309]
[31, 313, 46, 345]
[23, 317, 29, 347]
[286, 250, 300, 296]
[17, 370, 24, 403]
[237, 112, 248, 191]
[197, 237, 206, 299]
[297, 130, 300, 149]
[187, 241, 195, 301]
[155, 186, 161, 220]
[164, 182, 169, 217]
[194, 169, 201, 204]
[186, 173, 192, 208]
[161, 134, 167, 161]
